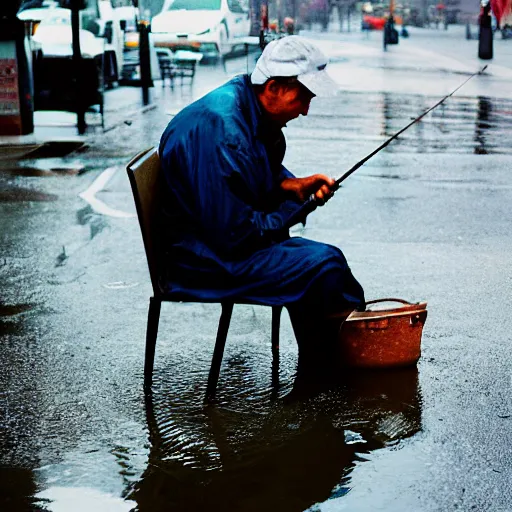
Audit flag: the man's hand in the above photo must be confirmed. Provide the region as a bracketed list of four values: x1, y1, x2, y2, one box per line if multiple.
[280, 174, 336, 205]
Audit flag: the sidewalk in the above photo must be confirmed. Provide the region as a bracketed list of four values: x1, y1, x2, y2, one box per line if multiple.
[402, 24, 512, 79]
[0, 85, 157, 160]
[308, 13, 512, 75]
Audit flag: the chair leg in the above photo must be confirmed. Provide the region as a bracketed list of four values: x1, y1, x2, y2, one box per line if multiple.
[271, 306, 283, 388]
[271, 306, 282, 358]
[144, 296, 161, 388]
[205, 302, 234, 401]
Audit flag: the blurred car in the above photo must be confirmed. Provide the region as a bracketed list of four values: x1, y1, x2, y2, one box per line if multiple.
[362, 13, 387, 29]
[151, 0, 251, 61]
[17, 0, 62, 33]
[32, 9, 104, 58]
[362, 3, 403, 30]
[29, 7, 121, 85]
[24, 8, 105, 110]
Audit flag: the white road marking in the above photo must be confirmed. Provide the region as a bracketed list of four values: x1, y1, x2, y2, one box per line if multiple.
[79, 166, 135, 218]
[102, 281, 140, 289]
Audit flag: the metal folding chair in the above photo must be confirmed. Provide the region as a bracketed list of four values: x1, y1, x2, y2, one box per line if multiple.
[127, 148, 283, 400]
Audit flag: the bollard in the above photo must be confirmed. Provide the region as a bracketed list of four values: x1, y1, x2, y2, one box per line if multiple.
[383, 15, 399, 50]
[466, 22, 472, 39]
[138, 21, 153, 106]
[478, 1, 493, 60]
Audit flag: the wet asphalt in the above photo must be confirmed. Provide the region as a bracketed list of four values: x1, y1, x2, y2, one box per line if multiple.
[1, 26, 512, 512]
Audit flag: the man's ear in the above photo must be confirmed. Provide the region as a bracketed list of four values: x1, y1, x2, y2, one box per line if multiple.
[265, 79, 281, 95]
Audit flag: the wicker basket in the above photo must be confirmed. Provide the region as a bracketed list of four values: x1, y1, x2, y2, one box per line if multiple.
[332, 298, 428, 368]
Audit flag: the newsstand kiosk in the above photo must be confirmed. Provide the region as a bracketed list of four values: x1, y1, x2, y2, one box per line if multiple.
[0, 2, 34, 136]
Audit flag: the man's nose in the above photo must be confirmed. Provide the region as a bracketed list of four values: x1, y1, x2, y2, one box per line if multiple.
[301, 100, 311, 116]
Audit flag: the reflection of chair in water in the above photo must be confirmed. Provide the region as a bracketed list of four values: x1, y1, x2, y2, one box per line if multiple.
[129, 367, 422, 511]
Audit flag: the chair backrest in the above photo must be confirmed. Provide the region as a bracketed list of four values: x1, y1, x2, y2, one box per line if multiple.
[127, 147, 162, 295]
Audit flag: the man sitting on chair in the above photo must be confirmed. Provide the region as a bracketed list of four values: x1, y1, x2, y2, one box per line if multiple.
[158, 36, 365, 369]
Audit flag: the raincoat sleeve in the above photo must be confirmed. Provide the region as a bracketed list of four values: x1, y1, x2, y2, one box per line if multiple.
[204, 143, 315, 258]
[277, 164, 295, 182]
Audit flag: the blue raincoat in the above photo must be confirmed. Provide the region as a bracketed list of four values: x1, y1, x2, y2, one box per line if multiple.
[158, 74, 363, 308]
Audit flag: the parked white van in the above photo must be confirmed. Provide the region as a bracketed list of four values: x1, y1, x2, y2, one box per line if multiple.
[151, 0, 251, 61]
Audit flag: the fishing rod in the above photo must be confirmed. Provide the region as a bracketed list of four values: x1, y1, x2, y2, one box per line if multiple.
[329, 65, 488, 191]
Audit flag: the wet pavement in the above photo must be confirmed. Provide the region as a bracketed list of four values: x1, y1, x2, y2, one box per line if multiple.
[1, 28, 512, 512]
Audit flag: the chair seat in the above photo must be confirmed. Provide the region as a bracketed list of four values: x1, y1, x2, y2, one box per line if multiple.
[157, 289, 285, 308]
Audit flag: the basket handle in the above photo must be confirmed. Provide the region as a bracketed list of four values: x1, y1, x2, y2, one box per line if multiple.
[365, 298, 414, 306]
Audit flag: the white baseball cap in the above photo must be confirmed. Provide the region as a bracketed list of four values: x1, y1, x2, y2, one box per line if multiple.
[251, 35, 339, 97]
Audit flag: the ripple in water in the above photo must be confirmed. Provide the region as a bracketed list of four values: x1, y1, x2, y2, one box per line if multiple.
[129, 356, 424, 512]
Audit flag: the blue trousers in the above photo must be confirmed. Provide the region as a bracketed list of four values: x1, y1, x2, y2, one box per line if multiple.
[286, 267, 365, 369]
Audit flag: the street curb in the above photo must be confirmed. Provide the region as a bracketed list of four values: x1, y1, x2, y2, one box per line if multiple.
[0, 102, 158, 159]
[102, 103, 158, 133]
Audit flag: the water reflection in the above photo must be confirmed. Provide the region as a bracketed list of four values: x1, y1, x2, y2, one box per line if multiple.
[0, 305, 44, 512]
[474, 96, 492, 155]
[130, 367, 422, 512]
[373, 92, 512, 155]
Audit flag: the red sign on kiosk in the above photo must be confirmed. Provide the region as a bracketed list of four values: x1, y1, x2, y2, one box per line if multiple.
[0, 41, 23, 135]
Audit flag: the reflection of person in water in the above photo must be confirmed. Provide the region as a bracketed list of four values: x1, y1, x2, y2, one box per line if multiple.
[129, 368, 423, 511]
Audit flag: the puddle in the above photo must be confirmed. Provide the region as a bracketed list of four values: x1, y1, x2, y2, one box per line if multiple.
[20, 141, 86, 159]
[339, 93, 512, 155]
[125, 367, 422, 510]
[0, 187, 58, 202]
[50, 167, 84, 175]
[0, 319, 25, 336]
[0, 304, 33, 317]
[34, 487, 136, 512]
[0, 144, 43, 160]
[76, 205, 109, 239]
[0, 304, 33, 337]
[0, 167, 83, 177]
[344, 429, 367, 444]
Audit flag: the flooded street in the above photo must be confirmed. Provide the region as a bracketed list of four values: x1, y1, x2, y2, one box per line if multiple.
[2, 26, 512, 511]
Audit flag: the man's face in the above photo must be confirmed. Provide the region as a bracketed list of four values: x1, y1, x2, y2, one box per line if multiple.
[264, 78, 316, 126]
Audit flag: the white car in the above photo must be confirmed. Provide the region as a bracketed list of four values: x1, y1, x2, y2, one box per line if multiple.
[23, 3, 159, 84]
[17, 0, 60, 23]
[28, 7, 123, 88]
[31, 9, 105, 58]
[151, 0, 251, 61]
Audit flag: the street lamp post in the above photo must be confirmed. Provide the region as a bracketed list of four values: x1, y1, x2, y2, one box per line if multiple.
[70, 0, 86, 134]
[133, 0, 153, 106]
